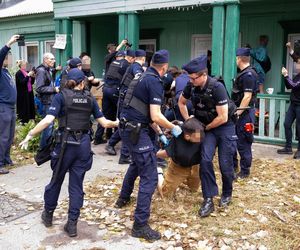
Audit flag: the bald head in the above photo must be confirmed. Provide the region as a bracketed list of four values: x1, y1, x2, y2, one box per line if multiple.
[43, 53, 55, 67]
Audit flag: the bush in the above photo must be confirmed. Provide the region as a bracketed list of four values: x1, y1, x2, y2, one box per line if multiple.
[15, 119, 41, 152]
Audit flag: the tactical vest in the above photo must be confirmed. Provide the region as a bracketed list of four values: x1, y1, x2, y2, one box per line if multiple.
[58, 88, 93, 131]
[121, 65, 135, 88]
[123, 71, 159, 117]
[105, 60, 124, 82]
[231, 67, 258, 107]
[192, 78, 236, 125]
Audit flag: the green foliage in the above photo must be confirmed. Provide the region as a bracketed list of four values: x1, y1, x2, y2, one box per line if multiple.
[15, 119, 41, 152]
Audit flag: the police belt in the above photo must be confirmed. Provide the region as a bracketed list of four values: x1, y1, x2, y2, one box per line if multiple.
[119, 118, 148, 130]
[55, 129, 88, 145]
[104, 82, 119, 88]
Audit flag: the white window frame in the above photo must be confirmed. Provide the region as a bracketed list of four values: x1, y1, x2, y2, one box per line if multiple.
[45, 40, 55, 54]
[191, 34, 212, 60]
[139, 39, 156, 53]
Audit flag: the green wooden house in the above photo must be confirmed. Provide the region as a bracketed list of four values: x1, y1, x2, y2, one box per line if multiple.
[0, 0, 55, 69]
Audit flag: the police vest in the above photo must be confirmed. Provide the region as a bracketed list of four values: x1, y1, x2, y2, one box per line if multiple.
[123, 71, 160, 117]
[105, 60, 125, 82]
[192, 78, 236, 125]
[58, 88, 93, 131]
[231, 67, 258, 107]
[120, 65, 135, 88]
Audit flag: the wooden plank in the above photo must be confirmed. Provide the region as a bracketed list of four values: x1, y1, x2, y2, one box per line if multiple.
[268, 99, 275, 138]
[279, 99, 286, 139]
[258, 98, 265, 137]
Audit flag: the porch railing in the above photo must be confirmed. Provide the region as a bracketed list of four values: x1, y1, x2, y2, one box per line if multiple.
[254, 93, 296, 145]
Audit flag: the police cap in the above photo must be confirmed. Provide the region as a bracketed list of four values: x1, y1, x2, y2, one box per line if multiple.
[151, 49, 169, 64]
[68, 57, 82, 68]
[135, 49, 146, 57]
[116, 50, 125, 57]
[182, 55, 207, 74]
[236, 47, 250, 56]
[67, 68, 86, 83]
[126, 49, 135, 57]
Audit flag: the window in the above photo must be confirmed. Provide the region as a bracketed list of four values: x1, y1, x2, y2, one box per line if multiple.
[286, 34, 300, 80]
[191, 34, 212, 60]
[22, 42, 39, 69]
[45, 40, 56, 56]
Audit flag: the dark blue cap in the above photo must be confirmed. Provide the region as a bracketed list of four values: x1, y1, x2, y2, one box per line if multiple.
[151, 49, 169, 64]
[116, 50, 125, 57]
[67, 68, 86, 83]
[236, 48, 250, 56]
[69, 57, 82, 68]
[182, 55, 207, 74]
[135, 49, 146, 57]
[126, 49, 135, 57]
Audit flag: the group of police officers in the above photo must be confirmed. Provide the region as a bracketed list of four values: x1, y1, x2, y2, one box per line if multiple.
[17, 33, 258, 240]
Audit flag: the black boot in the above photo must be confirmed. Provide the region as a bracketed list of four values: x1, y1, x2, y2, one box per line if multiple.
[219, 196, 232, 207]
[277, 147, 293, 154]
[198, 198, 214, 217]
[64, 219, 78, 237]
[115, 197, 130, 208]
[132, 222, 161, 241]
[41, 209, 54, 227]
[105, 145, 117, 155]
[294, 150, 300, 159]
[118, 155, 132, 164]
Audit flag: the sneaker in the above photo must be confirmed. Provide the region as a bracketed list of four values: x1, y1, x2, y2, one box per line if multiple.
[0, 167, 9, 175]
[115, 197, 130, 208]
[64, 219, 78, 237]
[277, 147, 293, 155]
[294, 150, 300, 159]
[105, 145, 117, 155]
[41, 210, 54, 227]
[118, 156, 132, 164]
[132, 223, 161, 241]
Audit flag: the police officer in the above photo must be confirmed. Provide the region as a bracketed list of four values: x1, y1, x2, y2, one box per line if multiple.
[20, 68, 118, 237]
[232, 48, 258, 179]
[115, 50, 182, 241]
[178, 55, 237, 217]
[105, 49, 146, 164]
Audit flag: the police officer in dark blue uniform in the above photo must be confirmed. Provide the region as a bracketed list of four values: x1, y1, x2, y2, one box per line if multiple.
[115, 50, 182, 241]
[178, 55, 237, 217]
[20, 68, 118, 237]
[232, 48, 258, 179]
[105, 49, 146, 165]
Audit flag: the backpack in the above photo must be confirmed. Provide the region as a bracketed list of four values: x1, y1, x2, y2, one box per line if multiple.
[254, 55, 271, 73]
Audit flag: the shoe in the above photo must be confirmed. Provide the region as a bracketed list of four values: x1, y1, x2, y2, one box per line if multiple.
[219, 196, 232, 207]
[105, 145, 117, 155]
[236, 172, 249, 179]
[93, 138, 107, 145]
[64, 219, 78, 237]
[198, 198, 214, 217]
[0, 167, 9, 175]
[277, 147, 293, 155]
[115, 197, 130, 208]
[294, 150, 300, 159]
[41, 210, 54, 227]
[132, 223, 161, 241]
[118, 156, 132, 164]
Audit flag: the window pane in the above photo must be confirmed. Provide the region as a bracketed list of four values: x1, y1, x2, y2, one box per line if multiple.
[27, 45, 38, 68]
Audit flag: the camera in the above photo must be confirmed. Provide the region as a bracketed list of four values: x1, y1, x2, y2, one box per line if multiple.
[17, 35, 25, 46]
[125, 39, 132, 48]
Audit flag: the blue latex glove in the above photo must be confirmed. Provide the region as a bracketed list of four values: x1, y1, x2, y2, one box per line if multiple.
[171, 125, 182, 138]
[159, 134, 169, 148]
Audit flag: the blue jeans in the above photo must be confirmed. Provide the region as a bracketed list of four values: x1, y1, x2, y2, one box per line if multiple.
[0, 104, 16, 167]
[40, 105, 54, 149]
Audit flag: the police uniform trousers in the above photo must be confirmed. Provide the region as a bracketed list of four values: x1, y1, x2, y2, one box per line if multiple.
[44, 133, 93, 221]
[233, 108, 255, 175]
[200, 122, 237, 198]
[284, 103, 300, 149]
[0, 104, 16, 167]
[119, 126, 158, 226]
